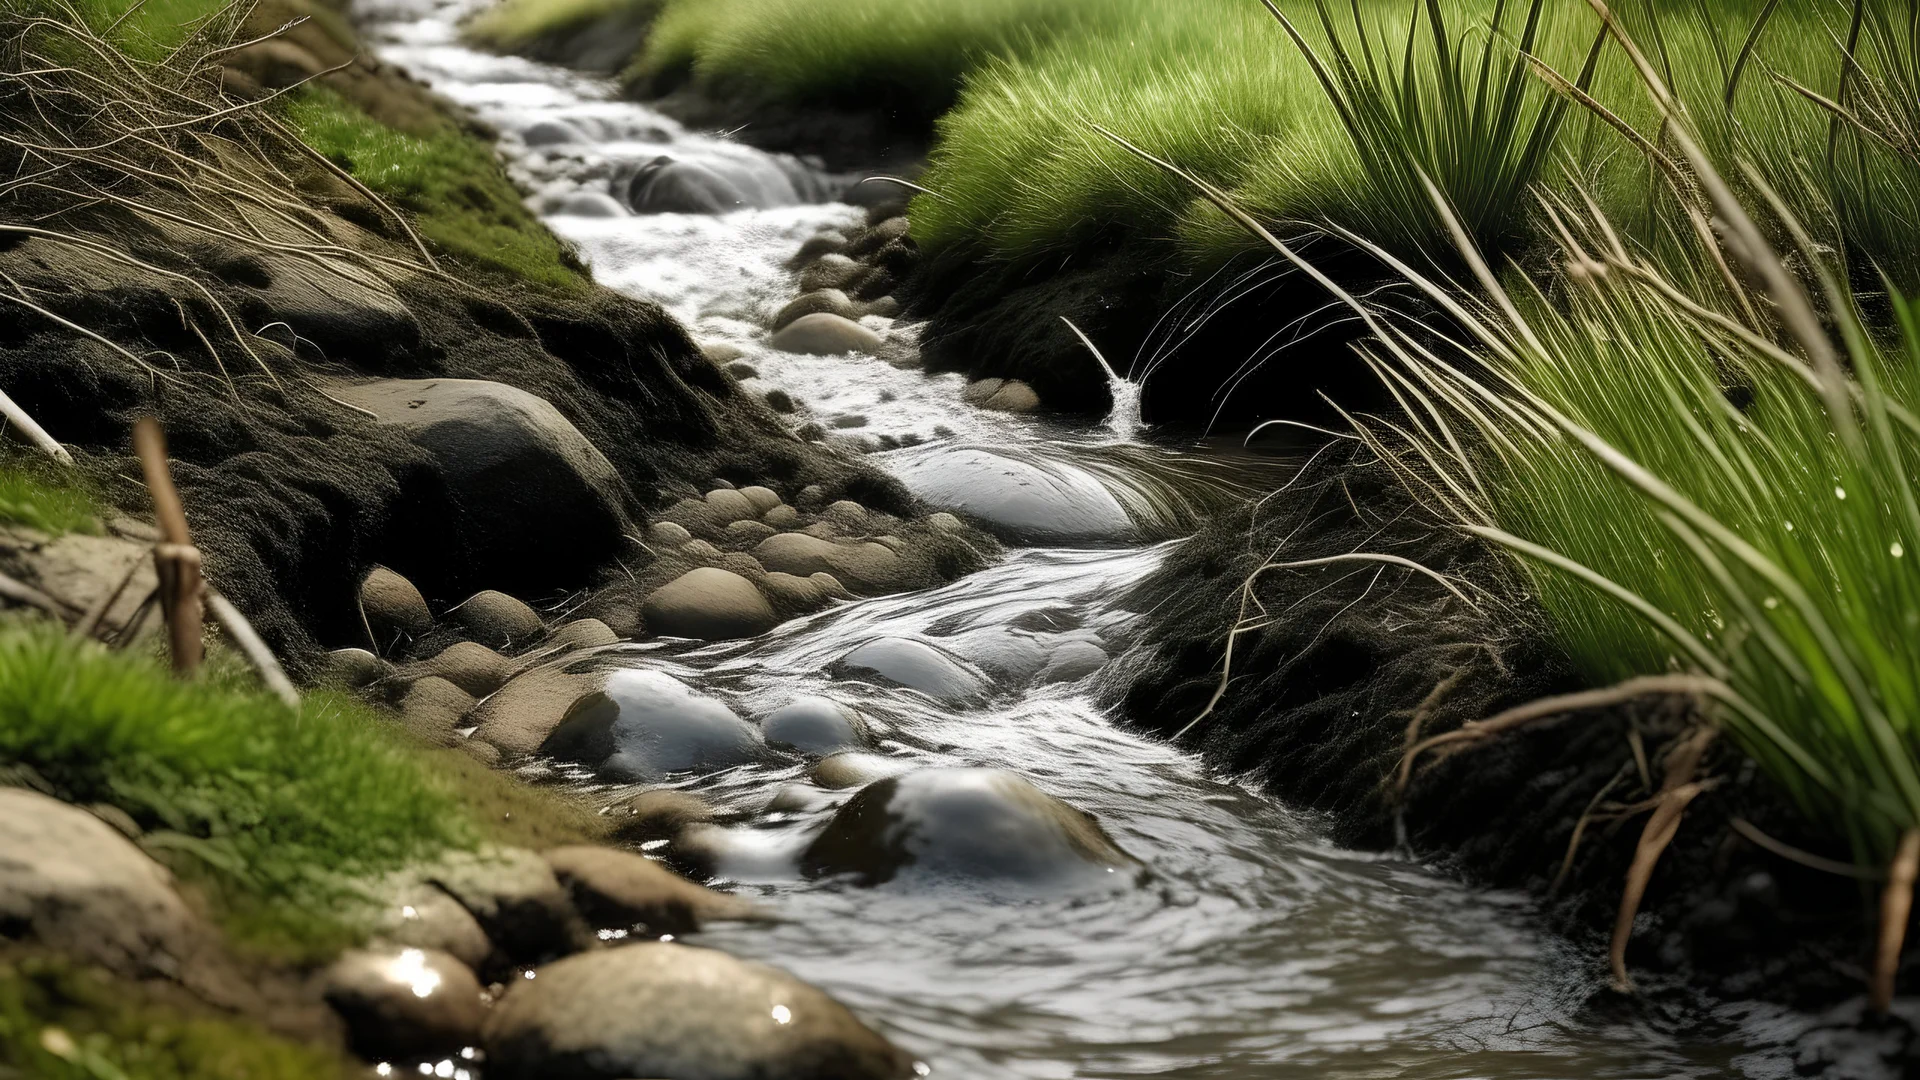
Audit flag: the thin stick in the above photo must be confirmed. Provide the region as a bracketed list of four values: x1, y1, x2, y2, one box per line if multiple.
[205, 590, 298, 709]
[132, 418, 202, 672]
[1871, 828, 1920, 1013]
[1612, 724, 1717, 992]
[0, 386, 72, 464]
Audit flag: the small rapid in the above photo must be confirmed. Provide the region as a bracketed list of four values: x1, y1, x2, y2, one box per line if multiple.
[357, 3, 1887, 1075]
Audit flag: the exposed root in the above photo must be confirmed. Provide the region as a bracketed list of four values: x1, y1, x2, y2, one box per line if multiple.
[1871, 828, 1920, 1013]
[0, 385, 70, 463]
[1611, 724, 1718, 992]
[1552, 759, 1632, 893]
[1396, 673, 1726, 794]
[1728, 817, 1881, 881]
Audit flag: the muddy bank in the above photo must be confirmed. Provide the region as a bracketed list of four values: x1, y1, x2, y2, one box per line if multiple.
[1115, 444, 1918, 1037]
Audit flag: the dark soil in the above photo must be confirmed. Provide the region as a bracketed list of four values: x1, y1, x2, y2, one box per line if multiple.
[1114, 440, 1920, 1040]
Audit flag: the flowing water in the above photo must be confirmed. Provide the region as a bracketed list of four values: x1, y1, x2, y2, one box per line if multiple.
[358, 4, 1903, 1074]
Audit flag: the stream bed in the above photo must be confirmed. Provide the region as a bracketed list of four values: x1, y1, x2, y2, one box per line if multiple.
[357, 2, 1895, 1075]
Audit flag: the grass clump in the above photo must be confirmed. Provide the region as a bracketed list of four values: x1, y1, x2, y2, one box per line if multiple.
[0, 620, 468, 957]
[285, 88, 586, 290]
[0, 458, 100, 537]
[0, 954, 357, 1080]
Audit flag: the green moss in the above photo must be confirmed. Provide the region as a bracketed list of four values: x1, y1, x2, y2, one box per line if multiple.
[0, 459, 101, 537]
[0, 954, 357, 1080]
[285, 89, 587, 291]
[0, 622, 468, 958]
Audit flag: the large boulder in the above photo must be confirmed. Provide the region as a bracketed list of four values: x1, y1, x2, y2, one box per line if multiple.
[0, 788, 210, 978]
[538, 669, 768, 782]
[482, 943, 916, 1080]
[832, 637, 988, 705]
[801, 768, 1141, 892]
[888, 447, 1133, 545]
[328, 378, 632, 597]
[641, 567, 780, 640]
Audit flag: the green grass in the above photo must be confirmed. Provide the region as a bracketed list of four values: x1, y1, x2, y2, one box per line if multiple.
[285, 89, 587, 291]
[468, 0, 663, 52]
[0, 620, 469, 957]
[0, 954, 357, 1080]
[0, 459, 101, 537]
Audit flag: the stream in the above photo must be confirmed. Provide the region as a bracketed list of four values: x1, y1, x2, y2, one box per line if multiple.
[356, 2, 1894, 1075]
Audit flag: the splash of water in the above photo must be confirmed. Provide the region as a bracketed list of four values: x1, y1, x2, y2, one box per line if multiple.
[1061, 317, 1143, 442]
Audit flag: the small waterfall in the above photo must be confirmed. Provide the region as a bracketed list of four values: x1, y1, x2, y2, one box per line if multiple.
[1062, 317, 1143, 442]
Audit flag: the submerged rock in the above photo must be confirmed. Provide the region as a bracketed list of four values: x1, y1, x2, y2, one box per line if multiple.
[890, 447, 1133, 545]
[763, 696, 871, 756]
[642, 567, 780, 640]
[833, 637, 988, 705]
[810, 752, 911, 791]
[801, 768, 1141, 891]
[1038, 639, 1109, 683]
[539, 669, 767, 782]
[770, 313, 885, 356]
[323, 946, 486, 1060]
[483, 943, 915, 1080]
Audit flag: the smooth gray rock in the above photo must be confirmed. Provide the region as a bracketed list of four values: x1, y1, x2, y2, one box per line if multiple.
[328, 378, 631, 596]
[833, 637, 987, 705]
[371, 882, 493, 971]
[483, 943, 915, 1080]
[942, 628, 1050, 688]
[753, 533, 908, 594]
[543, 845, 762, 933]
[770, 313, 885, 357]
[0, 788, 208, 978]
[550, 191, 625, 217]
[889, 446, 1134, 545]
[801, 768, 1141, 891]
[762, 696, 870, 755]
[539, 669, 768, 782]
[642, 567, 780, 640]
[450, 590, 545, 652]
[521, 119, 580, 146]
[323, 947, 486, 1060]
[425, 846, 585, 964]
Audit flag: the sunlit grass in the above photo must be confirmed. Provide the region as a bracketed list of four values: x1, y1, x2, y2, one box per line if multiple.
[0, 458, 100, 537]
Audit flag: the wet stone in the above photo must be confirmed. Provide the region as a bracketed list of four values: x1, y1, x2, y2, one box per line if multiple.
[1038, 640, 1110, 683]
[801, 768, 1142, 892]
[810, 752, 911, 791]
[425, 846, 586, 965]
[774, 288, 859, 330]
[543, 845, 762, 933]
[763, 696, 871, 756]
[607, 789, 717, 843]
[322, 947, 486, 1061]
[891, 447, 1134, 545]
[770, 313, 885, 356]
[539, 669, 768, 782]
[833, 637, 988, 705]
[642, 567, 780, 640]
[373, 883, 493, 971]
[765, 388, 799, 413]
[727, 360, 759, 380]
[482, 943, 916, 1080]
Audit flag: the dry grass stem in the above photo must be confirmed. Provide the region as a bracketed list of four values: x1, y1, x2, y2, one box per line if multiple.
[1872, 828, 1920, 1013]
